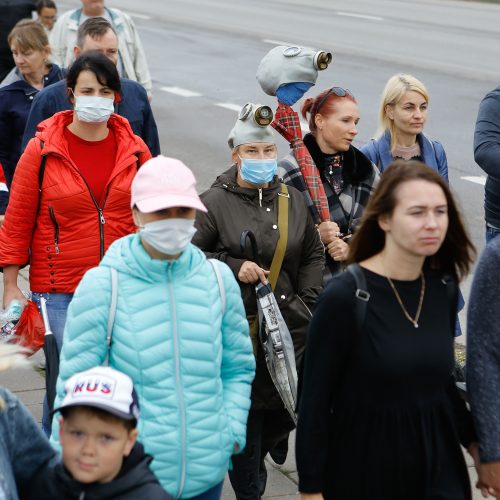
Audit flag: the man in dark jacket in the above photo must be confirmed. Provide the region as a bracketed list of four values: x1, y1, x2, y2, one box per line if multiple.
[0, 0, 35, 80]
[22, 17, 160, 155]
[474, 86, 500, 243]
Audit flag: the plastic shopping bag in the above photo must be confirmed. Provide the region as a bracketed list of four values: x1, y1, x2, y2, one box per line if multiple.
[13, 300, 45, 353]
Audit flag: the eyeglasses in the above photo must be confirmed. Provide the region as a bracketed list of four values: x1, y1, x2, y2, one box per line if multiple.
[314, 87, 354, 112]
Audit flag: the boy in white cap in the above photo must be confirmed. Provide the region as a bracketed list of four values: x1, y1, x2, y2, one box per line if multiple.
[50, 156, 255, 499]
[21, 366, 171, 499]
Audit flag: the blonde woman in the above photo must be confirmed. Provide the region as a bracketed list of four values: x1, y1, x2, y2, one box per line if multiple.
[361, 74, 448, 179]
[0, 19, 64, 213]
[0, 342, 56, 499]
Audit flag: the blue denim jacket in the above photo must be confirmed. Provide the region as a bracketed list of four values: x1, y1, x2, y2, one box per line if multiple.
[0, 387, 56, 500]
[360, 129, 449, 181]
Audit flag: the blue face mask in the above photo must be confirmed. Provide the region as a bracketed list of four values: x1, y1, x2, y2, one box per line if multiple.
[239, 157, 277, 185]
[74, 94, 114, 123]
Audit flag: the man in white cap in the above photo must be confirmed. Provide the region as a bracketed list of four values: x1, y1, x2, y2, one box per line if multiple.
[51, 156, 256, 499]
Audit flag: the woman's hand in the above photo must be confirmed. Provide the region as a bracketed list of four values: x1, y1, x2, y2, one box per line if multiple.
[3, 284, 27, 309]
[478, 461, 500, 498]
[300, 494, 324, 500]
[317, 221, 341, 246]
[238, 261, 270, 284]
[468, 443, 497, 498]
[3, 266, 24, 309]
[327, 237, 349, 261]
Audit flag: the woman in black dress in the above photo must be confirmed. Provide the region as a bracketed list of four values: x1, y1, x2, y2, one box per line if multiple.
[296, 160, 483, 500]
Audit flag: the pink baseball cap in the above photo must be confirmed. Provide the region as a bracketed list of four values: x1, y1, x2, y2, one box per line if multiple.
[131, 156, 207, 213]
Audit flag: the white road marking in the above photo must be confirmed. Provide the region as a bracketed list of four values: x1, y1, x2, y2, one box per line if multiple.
[160, 86, 202, 97]
[461, 176, 486, 186]
[262, 39, 297, 47]
[336, 11, 383, 21]
[128, 12, 152, 20]
[215, 103, 242, 112]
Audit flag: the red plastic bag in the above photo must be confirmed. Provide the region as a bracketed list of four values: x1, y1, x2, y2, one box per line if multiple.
[14, 300, 45, 353]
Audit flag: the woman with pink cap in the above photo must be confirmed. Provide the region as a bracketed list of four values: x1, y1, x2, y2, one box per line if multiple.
[50, 155, 256, 500]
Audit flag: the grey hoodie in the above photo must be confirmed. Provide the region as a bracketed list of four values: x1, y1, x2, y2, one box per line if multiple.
[467, 235, 500, 461]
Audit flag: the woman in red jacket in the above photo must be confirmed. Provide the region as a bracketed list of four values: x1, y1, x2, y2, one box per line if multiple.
[0, 51, 151, 435]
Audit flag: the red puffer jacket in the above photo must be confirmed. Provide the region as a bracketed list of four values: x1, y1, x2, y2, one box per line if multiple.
[0, 111, 152, 293]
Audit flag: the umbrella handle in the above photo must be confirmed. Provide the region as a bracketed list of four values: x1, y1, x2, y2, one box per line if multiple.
[40, 297, 53, 336]
[240, 230, 263, 268]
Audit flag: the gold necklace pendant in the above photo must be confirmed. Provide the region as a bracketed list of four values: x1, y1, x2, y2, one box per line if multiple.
[387, 273, 426, 328]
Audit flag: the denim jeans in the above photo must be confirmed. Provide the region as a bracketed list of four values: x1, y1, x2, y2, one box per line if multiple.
[454, 289, 465, 337]
[0, 387, 56, 500]
[186, 481, 224, 500]
[31, 292, 73, 437]
[486, 225, 500, 244]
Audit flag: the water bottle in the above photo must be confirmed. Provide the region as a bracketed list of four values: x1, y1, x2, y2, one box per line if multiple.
[0, 300, 24, 338]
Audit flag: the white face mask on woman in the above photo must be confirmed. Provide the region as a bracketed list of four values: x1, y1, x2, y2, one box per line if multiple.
[139, 218, 197, 256]
[73, 95, 114, 123]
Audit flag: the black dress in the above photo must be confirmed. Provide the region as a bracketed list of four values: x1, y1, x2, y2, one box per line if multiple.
[296, 268, 474, 500]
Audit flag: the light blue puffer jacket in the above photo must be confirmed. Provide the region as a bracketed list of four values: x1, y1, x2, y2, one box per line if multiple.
[51, 233, 255, 498]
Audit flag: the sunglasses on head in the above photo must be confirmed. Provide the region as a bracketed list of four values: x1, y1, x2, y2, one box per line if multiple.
[315, 87, 354, 112]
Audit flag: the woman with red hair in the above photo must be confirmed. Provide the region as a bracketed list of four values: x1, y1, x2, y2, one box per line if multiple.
[278, 87, 379, 281]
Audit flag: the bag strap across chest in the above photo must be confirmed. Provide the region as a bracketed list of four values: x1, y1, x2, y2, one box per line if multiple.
[267, 183, 289, 290]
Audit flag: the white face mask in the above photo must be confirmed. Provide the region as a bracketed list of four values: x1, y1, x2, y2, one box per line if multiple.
[74, 95, 114, 123]
[139, 218, 197, 257]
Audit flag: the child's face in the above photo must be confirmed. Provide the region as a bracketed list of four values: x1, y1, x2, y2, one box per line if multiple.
[59, 410, 137, 483]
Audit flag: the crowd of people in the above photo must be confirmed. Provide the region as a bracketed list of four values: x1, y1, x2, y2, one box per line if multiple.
[0, 1, 499, 500]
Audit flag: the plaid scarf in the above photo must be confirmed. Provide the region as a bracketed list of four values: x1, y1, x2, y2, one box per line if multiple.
[278, 136, 379, 282]
[272, 102, 330, 224]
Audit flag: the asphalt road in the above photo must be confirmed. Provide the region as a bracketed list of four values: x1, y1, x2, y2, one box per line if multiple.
[65, 0, 499, 256]
[1, 1, 498, 498]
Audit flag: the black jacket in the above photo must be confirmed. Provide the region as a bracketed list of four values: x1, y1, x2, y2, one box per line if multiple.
[193, 166, 324, 409]
[20, 442, 171, 500]
[474, 86, 500, 229]
[0, 1, 35, 78]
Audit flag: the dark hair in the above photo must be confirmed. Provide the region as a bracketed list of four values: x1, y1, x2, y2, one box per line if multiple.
[301, 87, 357, 135]
[76, 17, 117, 49]
[60, 405, 137, 431]
[347, 160, 475, 282]
[36, 0, 56, 13]
[66, 50, 121, 101]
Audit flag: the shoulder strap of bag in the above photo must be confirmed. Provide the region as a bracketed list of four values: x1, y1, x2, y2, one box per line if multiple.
[35, 140, 47, 216]
[268, 183, 289, 290]
[346, 263, 370, 333]
[103, 267, 118, 366]
[209, 258, 226, 315]
[441, 274, 456, 334]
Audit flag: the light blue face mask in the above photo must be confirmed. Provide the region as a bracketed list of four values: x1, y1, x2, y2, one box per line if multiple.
[74, 95, 114, 123]
[239, 157, 277, 185]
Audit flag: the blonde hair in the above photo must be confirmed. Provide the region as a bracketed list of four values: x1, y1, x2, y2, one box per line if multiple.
[376, 74, 429, 146]
[8, 18, 50, 53]
[0, 342, 31, 410]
